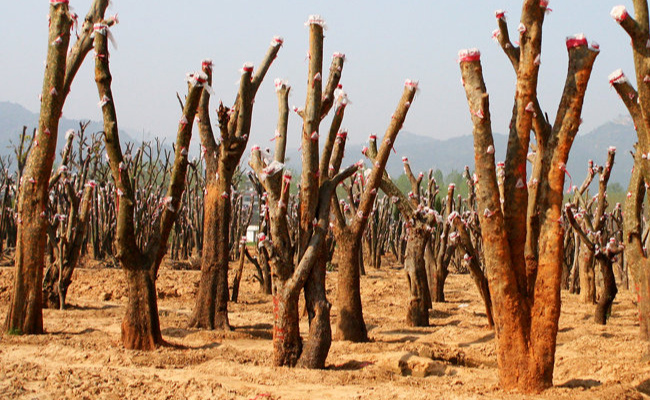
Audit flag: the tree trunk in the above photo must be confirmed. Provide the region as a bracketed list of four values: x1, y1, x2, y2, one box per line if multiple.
[259, 250, 272, 295]
[5, 4, 72, 336]
[6, 222, 45, 335]
[578, 242, 596, 303]
[272, 289, 302, 367]
[300, 242, 332, 368]
[334, 231, 368, 342]
[189, 186, 219, 329]
[189, 182, 231, 330]
[404, 226, 429, 326]
[231, 242, 246, 302]
[121, 266, 163, 350]
[638, 268, 650, 340]
[569, 247, 580, 294]
[426, 244, 447, 303]
[595, 256, 617, 325]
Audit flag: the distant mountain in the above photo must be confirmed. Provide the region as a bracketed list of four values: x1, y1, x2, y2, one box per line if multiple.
[284, 117, 636, 187]
[0, 101, 138, 158]
[0, 101, 638, 187]
[570, 117, 636, 188]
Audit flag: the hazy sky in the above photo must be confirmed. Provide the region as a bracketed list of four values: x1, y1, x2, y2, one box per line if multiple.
[0, 1, 638, 152]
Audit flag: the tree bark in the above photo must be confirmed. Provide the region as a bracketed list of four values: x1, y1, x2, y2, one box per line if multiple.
[5, 3, 72, 335]
[426, 243, 448, 303]
[300, 240, 332, 368]
[231, 242, 246, 302]
[595, 255, 617, 325]
[272, 289, 302, 366]
[334, 230, 368, 342]
[460, 11, 598, 391]
[189, 186, 220, 329]
[578, 243, 596, 304]
[121, 265, 163, 350]
[404, 227, 429, 327]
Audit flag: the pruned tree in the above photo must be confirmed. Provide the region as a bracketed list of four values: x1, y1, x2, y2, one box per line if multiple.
[424, 181, 458, 303]
[365, 143, 436, 327]
[610, 1, 650, 343]
[249, 16, 361, 367]
[189, 38, 281, 331]
[459, 1, 598, 392]
[331, 84, 418, 342]
[565, 202, 623, 325]
[6, 0, 110, 335]
[566, 158, 598, 293]
[42, 123, 98, 309]
[93, 17, 205, 349]
[564, 149, 616, 304]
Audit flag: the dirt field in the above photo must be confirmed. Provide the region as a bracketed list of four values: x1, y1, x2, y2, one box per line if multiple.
[1, 256, 649, 400]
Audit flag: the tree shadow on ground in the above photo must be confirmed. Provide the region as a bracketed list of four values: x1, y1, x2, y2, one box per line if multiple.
[64, 303, 118, 311]
[329, 360, 375, 370]
[49, 328, 98, 336]
[558, 379, 602, 389]
[637, 378, 650, 396]
[162, 327, 193, 338]
[458, 332, 495, 348]
[430, 309, 453, 319]
[236, 323, 273, 340]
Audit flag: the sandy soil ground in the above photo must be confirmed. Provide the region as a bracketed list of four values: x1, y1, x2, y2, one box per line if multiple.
[0, 255, 649, 400]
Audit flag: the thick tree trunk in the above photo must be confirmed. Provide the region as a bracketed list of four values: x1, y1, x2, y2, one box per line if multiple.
[272, 289, 302, 367]
[214, 182, 233, 330]
[426, 245, 447, 303]
[298, 298, 331, 368]
[121, 266, 163, 350]
[300, 242, 331, 368]
[334, 231, 368, 342]
[6, 224, 45, 334]
[595, 256, 617, 325]
[5, 4, 72, 336]
[639, 268, 650, 340]
[404, 227, 429, 326]
[578, 243, 596, 304]
[189, 182, 231, 330]
[259, 250, 273, 295]
[189, 186, 219, 329]
[431, 258, 445, 302]
[231, 242, 246, 302]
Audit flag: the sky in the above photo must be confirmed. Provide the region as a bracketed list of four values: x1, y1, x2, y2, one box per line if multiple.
[0, 0, 639, 154]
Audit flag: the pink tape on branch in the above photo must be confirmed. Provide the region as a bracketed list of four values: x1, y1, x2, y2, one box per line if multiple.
[241, 62, 254, 73]
[608, 69, 627, 85]
[404, 79, 419, 90]
[271, 36, 284, 47]
[495, 9, 506, 20]
[566, 34, 588, 49]
[458, 49, 481, 63]
[369, 134, 377, 141]
[49, 0, 69, 5]
[305, 15, 327, 29]
[202, 59, 213, 71]
[610, 5, 628, 23]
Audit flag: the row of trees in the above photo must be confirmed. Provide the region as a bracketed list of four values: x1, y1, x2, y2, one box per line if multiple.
[4, 0, 650, 394]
